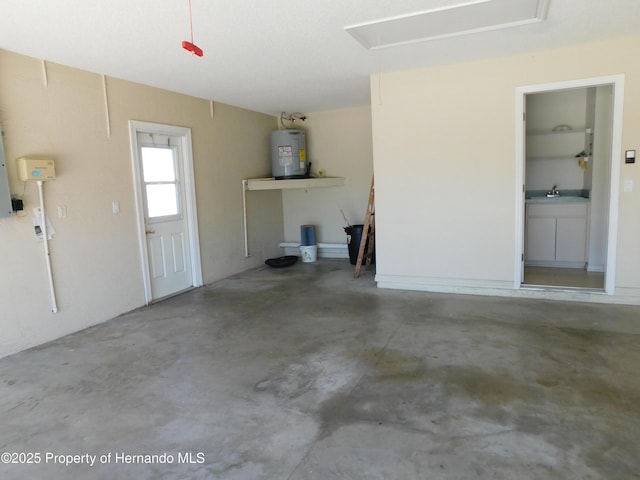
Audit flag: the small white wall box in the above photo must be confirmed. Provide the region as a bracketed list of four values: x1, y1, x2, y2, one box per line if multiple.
[17, 157, 56, 181]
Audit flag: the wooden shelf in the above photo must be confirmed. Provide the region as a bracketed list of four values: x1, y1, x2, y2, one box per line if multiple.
[244, 176, 345, 191]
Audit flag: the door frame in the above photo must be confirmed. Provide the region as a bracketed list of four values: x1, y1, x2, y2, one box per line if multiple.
[514, 74, 625, 295]
[129, 120, 203, 304]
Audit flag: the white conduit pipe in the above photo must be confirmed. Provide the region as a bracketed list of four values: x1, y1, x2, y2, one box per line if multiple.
[37, 180, 58, 313]
[102, 75, 111, 138]
[41, 60, 48, 87]
[241, 179, 250, 257]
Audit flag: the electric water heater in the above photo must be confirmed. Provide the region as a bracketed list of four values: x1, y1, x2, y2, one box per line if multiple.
[270, 129, 308, 179]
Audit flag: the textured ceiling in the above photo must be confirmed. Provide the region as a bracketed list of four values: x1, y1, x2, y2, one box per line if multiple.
[0, 0, 638, 115]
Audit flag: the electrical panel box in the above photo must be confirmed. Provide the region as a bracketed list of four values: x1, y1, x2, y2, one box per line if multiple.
[0, 128, 11, 218]
[17, 157, 56, 181]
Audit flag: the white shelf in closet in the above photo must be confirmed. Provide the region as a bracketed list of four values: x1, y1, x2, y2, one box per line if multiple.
[526, 155, 590, 161]
[526, 128, 592, 136]
[526, 128, 592, 161]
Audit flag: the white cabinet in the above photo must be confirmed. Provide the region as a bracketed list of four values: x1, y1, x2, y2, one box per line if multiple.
[525, 203, 588, 267]
[526, 217, 556, 262]
[556, 216, 588, 262]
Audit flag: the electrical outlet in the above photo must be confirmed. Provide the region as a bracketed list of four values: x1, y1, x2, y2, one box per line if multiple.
[57, 205, 67, 218]
[11, 198, 23, 212]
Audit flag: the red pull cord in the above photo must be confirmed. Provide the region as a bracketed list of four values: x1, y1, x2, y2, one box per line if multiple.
[188, 0, 194, 44]
[182, 0, 203, 56]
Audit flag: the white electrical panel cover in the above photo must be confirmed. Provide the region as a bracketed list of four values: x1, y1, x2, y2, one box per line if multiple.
[17, 157, 56, 181]
[0, 128, 12, 218]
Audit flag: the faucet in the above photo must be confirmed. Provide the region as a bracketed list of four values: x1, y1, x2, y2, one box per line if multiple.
[547, 185, 560, 197]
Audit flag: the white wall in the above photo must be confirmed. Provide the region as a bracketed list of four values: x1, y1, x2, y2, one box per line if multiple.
[0, 50, 283, 358]
[281, 106, 373, 245]
[371, 35, 640, 302]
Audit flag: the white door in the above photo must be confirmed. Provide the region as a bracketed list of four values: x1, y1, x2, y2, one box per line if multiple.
[130, 122, 202, 303]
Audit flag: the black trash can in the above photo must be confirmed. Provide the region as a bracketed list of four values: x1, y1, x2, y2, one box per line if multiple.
[344, 224, 374, 265]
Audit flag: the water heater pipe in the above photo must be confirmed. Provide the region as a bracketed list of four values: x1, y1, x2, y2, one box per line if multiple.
[37, 180, 58, 313]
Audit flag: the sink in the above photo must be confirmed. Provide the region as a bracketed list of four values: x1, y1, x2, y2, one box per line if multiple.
[526, 195, 589, 204]
[525, 189, 590, 204]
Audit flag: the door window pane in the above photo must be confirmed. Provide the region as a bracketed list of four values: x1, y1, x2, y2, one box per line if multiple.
[146, 184, 178, 217]
[141, 145, 181, 219]
[141, 147, 176, 182]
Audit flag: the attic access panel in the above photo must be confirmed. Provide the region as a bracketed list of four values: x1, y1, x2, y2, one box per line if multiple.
[345, 0, 550, 50]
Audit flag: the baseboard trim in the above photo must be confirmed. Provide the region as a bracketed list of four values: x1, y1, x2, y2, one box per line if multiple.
[279, 242, 349, 259]
[375, 274, 640, 306]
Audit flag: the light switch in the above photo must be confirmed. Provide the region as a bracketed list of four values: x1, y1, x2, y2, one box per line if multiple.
[57, 205, 67, 218]
[625, 150, 636, 164]
[112, 201, 120, 214]
[623, 180, 634, 192]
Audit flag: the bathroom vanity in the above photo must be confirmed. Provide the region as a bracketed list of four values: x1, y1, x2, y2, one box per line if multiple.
[525, 198, 589, 267]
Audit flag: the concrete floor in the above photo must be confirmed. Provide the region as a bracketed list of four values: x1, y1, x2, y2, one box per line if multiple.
[1, 260, 639, 479]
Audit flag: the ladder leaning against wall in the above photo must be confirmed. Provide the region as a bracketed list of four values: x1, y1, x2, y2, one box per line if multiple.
[354, 176, 375, 278]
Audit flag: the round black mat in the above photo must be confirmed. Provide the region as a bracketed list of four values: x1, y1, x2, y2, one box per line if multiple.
[265, 255, 299, 268]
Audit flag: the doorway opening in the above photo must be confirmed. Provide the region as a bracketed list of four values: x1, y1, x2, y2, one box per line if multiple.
[129, 121, 202, 303]
[515, 76, 624, 294]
